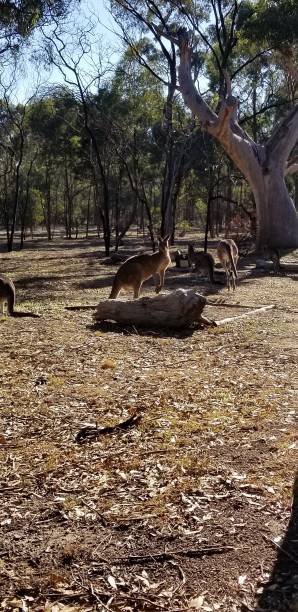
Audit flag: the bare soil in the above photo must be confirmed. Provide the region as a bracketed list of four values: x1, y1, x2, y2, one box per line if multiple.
[0, 233, 297, 612]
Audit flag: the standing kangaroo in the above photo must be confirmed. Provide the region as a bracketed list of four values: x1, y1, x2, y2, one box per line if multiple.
[188, 244, 215, 283]
[109, 236, 171, 299]
[217, 239, 238, 290]
[0, 275, 40, 318]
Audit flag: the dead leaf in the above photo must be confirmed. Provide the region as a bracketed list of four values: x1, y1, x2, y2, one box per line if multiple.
[101, 358, 116, 369]
[189, 595, 204, 609]
[107, 575, 117, 590]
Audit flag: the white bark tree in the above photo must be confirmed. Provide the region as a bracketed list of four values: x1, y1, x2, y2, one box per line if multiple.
[176, 30, 298, 249]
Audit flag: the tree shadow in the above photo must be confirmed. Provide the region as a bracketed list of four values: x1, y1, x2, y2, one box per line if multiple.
[75, 274, 115, 290]
[15, 275, 64, 288]
[255, 470, 298, 611]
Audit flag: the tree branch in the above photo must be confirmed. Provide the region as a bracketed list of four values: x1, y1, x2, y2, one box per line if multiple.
[177, 29, 217, 127]
[266, 104, 298, 168]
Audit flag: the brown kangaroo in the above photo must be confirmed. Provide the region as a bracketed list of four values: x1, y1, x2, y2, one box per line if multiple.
[188, 244, 215, 283]
[217, 239, 238, 290]
[0, 275, 40, 317]
[109, 236, 171, 299]
[0, 275, 15, 315]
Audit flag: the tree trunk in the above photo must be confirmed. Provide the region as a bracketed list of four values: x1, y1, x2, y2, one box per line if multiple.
[20, 155, 35, 250]
[85, 183, 92, 238]
[115, 194, 137, 252]
[44, 162, 53, 241]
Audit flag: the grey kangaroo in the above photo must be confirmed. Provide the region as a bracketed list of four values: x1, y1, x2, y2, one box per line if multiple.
[188, 244, 215, 283]
[217, 239, 238, 290]
[0, 275, 40, 317]
[109, 236, 171, 299]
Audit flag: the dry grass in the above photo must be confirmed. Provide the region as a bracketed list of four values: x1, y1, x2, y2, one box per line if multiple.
[0, 232, 297, 611]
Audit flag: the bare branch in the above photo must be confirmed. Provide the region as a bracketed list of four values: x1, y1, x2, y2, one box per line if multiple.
[232, 48, 273, 79]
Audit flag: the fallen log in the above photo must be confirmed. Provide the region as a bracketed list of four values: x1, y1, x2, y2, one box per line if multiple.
[94, 289, 214, 329]
[256, 260, 298, 272]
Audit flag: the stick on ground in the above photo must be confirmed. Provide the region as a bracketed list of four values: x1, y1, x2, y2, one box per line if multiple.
[215, 304, 275, 326]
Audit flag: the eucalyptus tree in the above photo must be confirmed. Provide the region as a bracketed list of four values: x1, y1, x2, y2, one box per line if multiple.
[0, 90, 36, 250]
[0, 0, 80, 250]
[111, 0, 298, 249]
[42, 16, 117, 254]
[109, 54, 165, 247]
[110, 0, 201, 239]
[0, 0, 76, 56]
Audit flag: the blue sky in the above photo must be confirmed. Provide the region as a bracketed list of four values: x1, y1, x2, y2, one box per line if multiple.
[1, 0, 121, 101]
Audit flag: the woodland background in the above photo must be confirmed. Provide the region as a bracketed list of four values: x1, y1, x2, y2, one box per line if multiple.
[0, 0, 297, 253]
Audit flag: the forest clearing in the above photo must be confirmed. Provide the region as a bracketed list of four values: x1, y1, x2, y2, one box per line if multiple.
[0, 233, 297, 611]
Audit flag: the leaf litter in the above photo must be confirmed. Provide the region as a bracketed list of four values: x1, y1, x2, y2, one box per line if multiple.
[0, 237, 297, 611]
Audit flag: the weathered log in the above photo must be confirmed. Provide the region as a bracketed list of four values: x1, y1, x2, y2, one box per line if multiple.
[256, 260, 298, 272]
[174, 250, 190, 268]
[94, 289, 213, 329]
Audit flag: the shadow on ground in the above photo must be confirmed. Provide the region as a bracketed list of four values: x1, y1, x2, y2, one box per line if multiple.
[76, 274, 115, 290]
[88, 320, 200, 339]
[255, 470, 298, 611]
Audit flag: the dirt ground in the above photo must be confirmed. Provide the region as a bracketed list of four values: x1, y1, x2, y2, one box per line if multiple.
[0, 232, 297, 612]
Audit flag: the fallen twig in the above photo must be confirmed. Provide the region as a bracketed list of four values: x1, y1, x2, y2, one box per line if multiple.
[75, 410, 142, 443]
[65, 304, 98, 310]
[207, 302, 270, 309]
[107, 545, 234, 565]
[215, 304, 275, 325]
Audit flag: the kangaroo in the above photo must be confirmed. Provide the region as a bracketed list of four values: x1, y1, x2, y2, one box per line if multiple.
[0, 275, 40, 318]
[188, 244, 215, 283]
[109, 235, 171, 299]
[0, 275, 15, 315]
[217, 239, 238, 290]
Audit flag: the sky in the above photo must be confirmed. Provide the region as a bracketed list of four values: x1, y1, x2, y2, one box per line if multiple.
[1, 0, 122, 102]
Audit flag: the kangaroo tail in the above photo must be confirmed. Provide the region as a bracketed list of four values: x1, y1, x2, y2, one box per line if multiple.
[226, 242, 237, 277]
[109, 277, 121, 299]
[7, 291, 15, 315]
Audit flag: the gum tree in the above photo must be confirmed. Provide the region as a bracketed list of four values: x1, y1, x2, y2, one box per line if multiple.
[112, 0, 298, 248]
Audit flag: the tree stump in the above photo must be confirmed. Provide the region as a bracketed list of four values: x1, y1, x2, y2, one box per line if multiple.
[174, 250, 190, 268]
[94, 289, 213, 329]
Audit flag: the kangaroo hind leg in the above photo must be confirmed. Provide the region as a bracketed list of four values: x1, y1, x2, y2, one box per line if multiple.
[156, 269, 166, 294]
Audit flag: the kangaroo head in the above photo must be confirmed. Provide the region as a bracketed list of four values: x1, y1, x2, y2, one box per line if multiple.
[158, 235, 170, 252]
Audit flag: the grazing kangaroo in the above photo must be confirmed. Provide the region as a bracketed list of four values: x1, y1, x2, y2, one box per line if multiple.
[0, 275, 40, 318]
[217, 239, 238, 290]
[0, 275, 15, 315]
[188, 244, 215, 283]
[109, 235, 171, 299]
